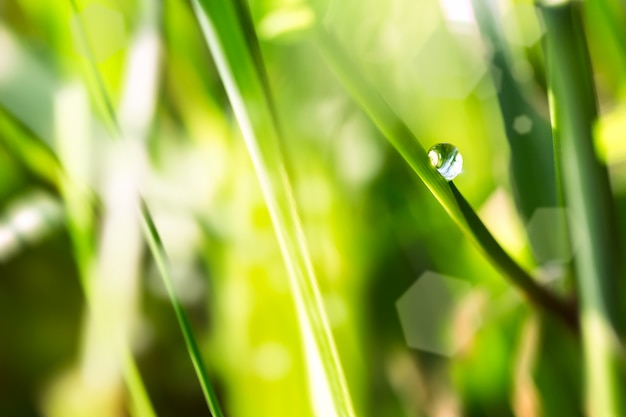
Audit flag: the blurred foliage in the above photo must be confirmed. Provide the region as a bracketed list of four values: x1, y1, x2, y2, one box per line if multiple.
[0, 0, 625, 416]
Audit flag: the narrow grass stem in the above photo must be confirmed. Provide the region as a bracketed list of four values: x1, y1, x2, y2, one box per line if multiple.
[140, 201, 225, 417]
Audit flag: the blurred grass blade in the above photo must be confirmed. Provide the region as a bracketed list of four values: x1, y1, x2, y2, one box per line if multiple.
[54, 83, 97, 291]
[0, 26, 56, 145]
[67, 0, 121, 136]
[540, 3, 625, 415]
[190, 1, 355, 416]
[56, 85, 145, 417]
[118, 0, 161, 139]
[140, 201, 225, 417]
[124, 349, 158, 417]
[231, 0, 283, 133]
[470, 0, 558, 221]
[590, 0, 626, 75]
[314, 29, 578, 331]
[68, 0, 226, 413]
[0, 105, 61, 187]
[0, 102, 157, 417]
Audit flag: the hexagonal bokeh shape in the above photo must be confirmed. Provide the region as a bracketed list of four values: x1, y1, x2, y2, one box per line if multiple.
[70, 4, 127, 63]
[526, 207, 576, 265]
[503, 4, 545, 47]
[396, 271, 481, 356]
[413, 26, 487, 99]
[474, 65, 503, 99]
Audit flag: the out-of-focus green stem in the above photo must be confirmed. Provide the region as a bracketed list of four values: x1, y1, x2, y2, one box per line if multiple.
[591, 0, 626, 75]
[471, 0, 558, 222]
[540, 3, 625, 416]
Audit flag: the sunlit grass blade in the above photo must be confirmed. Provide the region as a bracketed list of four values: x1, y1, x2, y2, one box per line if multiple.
[540, 2, 625, 415]
[67, 0, 121, 136]
[231, 0, 285, 140]
[190, 1, 356, 416]
[314, 28, 578, 331]
[140, 200, 225, 417]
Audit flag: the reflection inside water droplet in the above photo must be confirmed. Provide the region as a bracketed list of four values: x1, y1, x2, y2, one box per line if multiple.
[428, 143, 463, 181]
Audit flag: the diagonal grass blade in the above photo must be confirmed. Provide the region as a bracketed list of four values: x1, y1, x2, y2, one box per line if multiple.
[140, 200, 225, 417]
[314, 28, 578, 331]
[190, 0, 356, 415]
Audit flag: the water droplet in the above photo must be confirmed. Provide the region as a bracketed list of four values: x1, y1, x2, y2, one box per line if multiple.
[428, 143, 463, 181]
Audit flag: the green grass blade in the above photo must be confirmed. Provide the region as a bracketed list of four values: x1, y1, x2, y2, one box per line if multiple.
[314, 28, 578, 331]
[540, 3, 625, 415]
[590, 0, 626, 75]
[190, 1, 356, 415]
[470, 0, 558, 221]
[140, 200, 225, 417]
